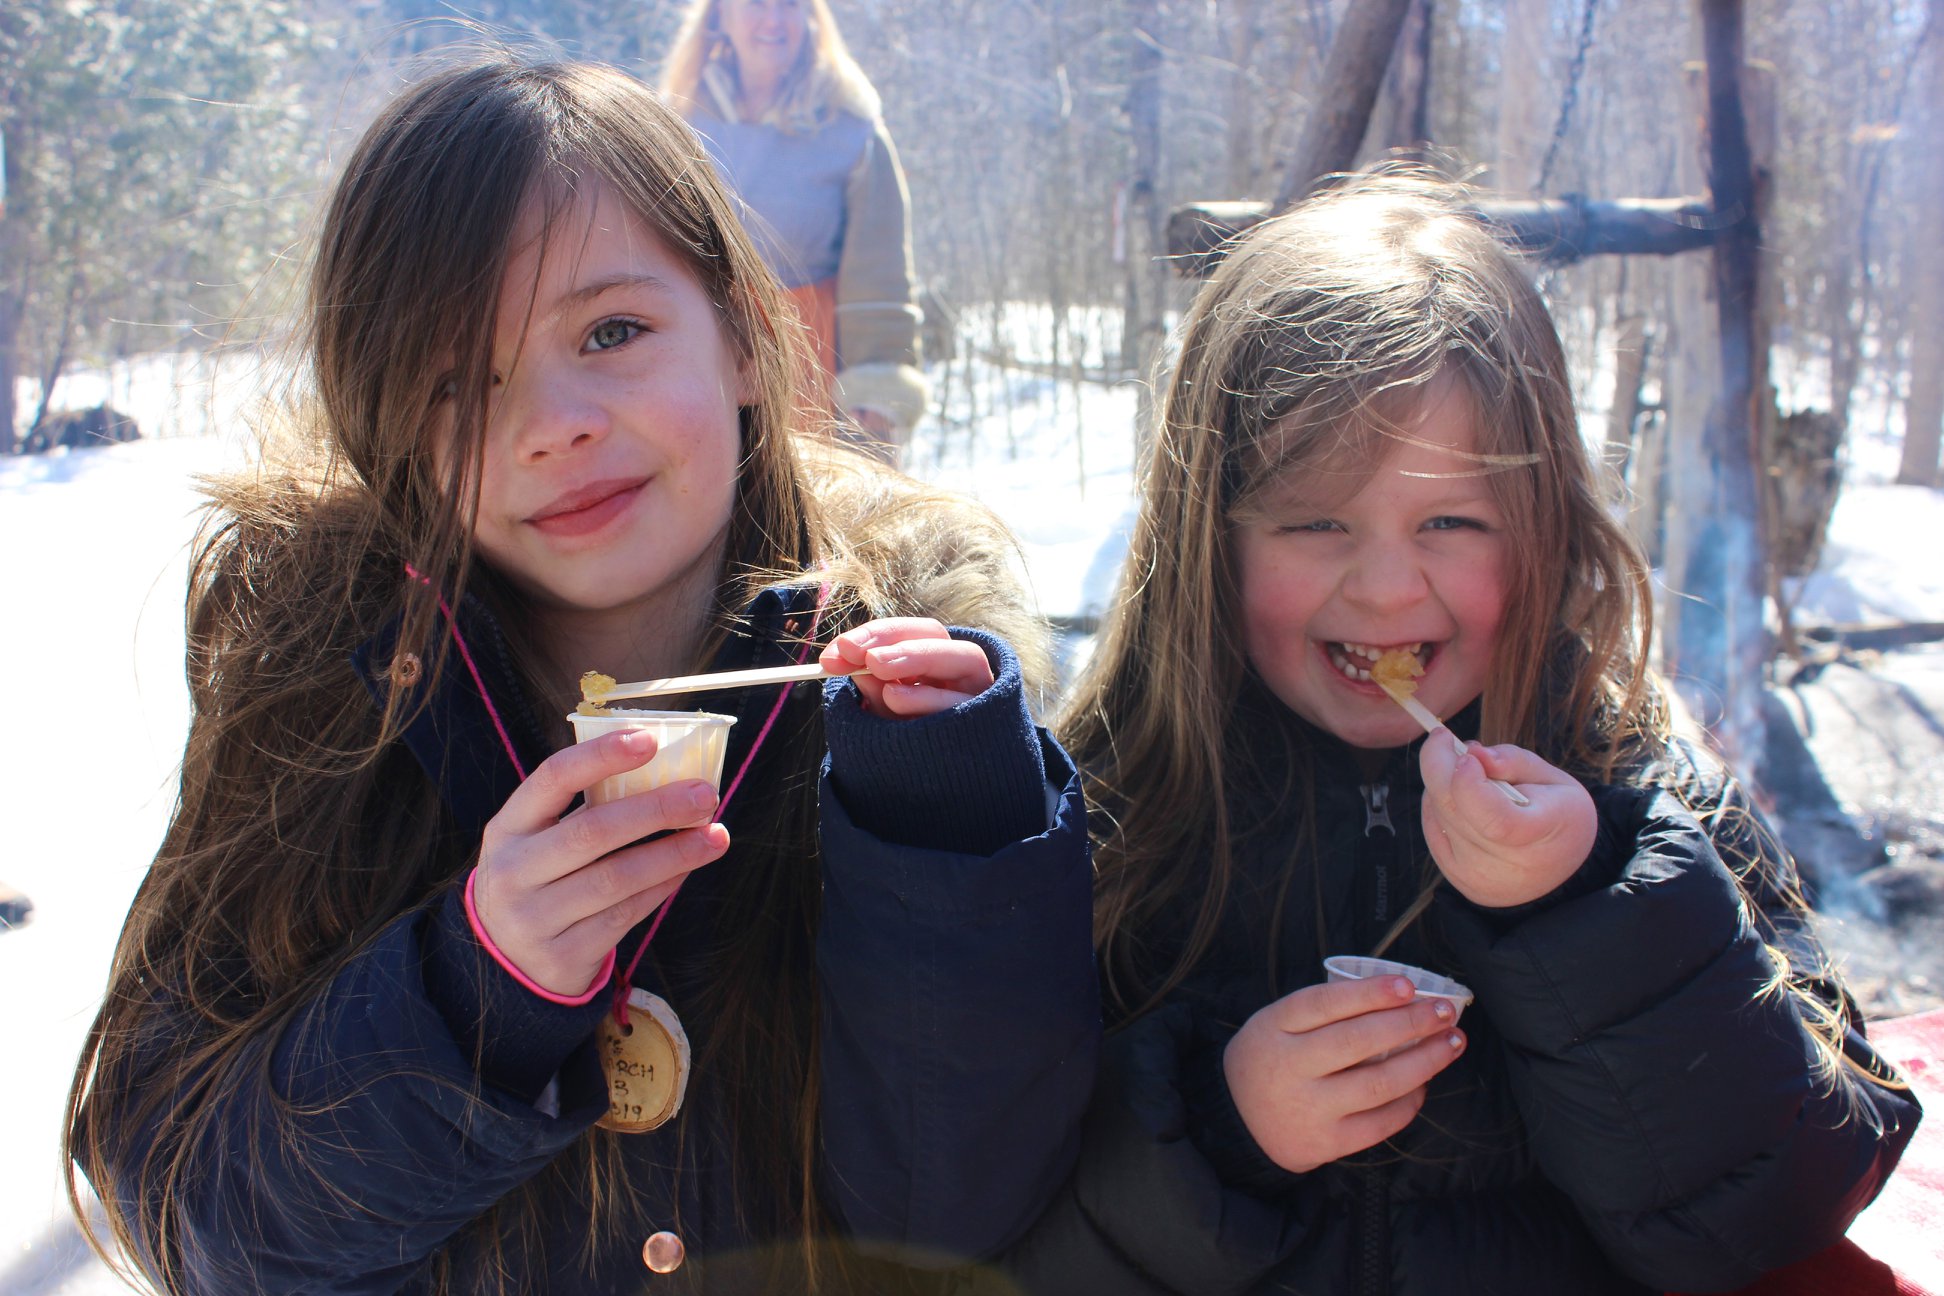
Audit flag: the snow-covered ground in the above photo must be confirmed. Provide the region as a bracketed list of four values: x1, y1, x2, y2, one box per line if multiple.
[0, 430, 248, 1295]
[2, 343, 1939, 1292]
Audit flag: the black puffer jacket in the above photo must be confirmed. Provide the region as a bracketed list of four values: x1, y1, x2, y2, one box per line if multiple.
[983, 688, 1921, 1296]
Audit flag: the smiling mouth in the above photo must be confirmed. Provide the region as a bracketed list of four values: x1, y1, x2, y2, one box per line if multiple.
[527, 478, 649, 537]
[1327, 640, 1430, 684]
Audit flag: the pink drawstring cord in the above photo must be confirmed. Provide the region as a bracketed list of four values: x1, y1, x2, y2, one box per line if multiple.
[404, 563, 529, 781]
[610, 585, 832, 1026]
[463, 869, 615, 1004]
[404, 564, 831, 1020]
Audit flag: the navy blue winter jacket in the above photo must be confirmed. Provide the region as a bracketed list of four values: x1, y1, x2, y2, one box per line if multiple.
[983, 684, 1920, 1296]
[90, 585, 1099, 1294]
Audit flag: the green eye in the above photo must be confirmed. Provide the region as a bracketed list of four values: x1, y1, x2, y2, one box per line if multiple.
[589, 319, 642, 351]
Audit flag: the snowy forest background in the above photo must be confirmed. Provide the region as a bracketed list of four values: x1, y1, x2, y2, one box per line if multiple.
[4, 1, 1944, 1291]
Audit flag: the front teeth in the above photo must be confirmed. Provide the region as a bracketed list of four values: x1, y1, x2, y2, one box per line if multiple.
[1328, 641, 1424, 683]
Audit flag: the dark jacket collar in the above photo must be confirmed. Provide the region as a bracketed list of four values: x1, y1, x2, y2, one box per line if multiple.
[1225, 671, 1484, 801]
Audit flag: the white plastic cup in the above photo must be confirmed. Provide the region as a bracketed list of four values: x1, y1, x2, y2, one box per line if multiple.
[564, 709, 737, 806]
[1324, 955, 1474, 1060]
[1323, 955, 1474, 1022]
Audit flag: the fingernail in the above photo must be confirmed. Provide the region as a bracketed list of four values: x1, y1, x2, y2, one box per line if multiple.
[850, 627, 878, 647]
[1433, 999, 1453, 1020]
[686, 783, 717, 812]
[1447, 1031, 1465, 1051]
[686, 823, 728, 858]
[871, 650, 910, 670]
[621, 729, 655, 751]
[1391, 977, 1414, 999]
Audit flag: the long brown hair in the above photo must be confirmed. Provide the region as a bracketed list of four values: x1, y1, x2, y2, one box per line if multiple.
[65, 54, 1045, 1294]
[1062, 172, 1663, 1022]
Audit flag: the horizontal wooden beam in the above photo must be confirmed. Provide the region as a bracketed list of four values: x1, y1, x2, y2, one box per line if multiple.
[1801, 621, 1944, 652]
[1166, 195, 1719, 277]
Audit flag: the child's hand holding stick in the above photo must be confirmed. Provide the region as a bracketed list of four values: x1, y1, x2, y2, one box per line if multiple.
[1415, 734, 1598, 910]
[818, 617, 995, 718]
[1368, 652, 1595, 909]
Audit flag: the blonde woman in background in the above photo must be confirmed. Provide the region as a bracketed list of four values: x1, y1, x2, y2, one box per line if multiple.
[663, 0, 928, 460]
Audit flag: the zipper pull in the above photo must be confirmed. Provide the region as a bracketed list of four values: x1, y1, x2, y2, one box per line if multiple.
[1361, 782, 1394, 837]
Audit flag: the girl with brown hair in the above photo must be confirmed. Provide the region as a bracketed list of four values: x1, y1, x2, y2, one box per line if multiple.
[993, 173, 1918, 1295]
[64, 54, 1096, 1295]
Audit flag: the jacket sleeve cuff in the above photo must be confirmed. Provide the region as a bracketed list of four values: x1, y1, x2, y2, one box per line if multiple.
[821, 626, 1050, 855]
[1438, 782, 1646, 934]
[420, 886, 610, 1104]
[1182, 1019, 1310, 1199]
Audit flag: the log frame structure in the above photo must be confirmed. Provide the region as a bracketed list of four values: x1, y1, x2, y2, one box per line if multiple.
[1166, 195, 1720, 276]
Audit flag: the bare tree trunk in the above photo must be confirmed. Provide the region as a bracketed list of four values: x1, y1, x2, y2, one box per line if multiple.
[1374, 0, 1434, 156]
[1123, 7, 1170, 450]
[0, 288, 18, 453]
[1223, 0, 1261, 196]
[1628, 407, 1667, 567]
[0, 63, 22, 452]
[1605, 310, 1648, 473]
[1496, 0, 1550, 192]
[29, 271, 82, 441]
[1272, 0, 1414, 211]
[1897, 20, 1944, 486]
[1824, 248, 1860, 433]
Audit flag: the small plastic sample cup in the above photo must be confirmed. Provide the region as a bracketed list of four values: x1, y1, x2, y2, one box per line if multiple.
[564, 709, 738, 806]
[1324, 955, 1474, 1060]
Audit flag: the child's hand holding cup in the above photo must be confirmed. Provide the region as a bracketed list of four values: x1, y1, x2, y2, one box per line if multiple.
[469, 710, 737, 999]
[1222, 959, 1470, 1174]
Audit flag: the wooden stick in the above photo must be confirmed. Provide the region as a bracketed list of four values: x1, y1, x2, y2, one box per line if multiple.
[1380, 685, 1532, 806]
[592, 662, 864, 703]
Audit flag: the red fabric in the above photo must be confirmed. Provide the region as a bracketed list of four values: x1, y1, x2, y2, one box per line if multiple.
[1672, 1008, 1944, 1296]
[784, 278, 838, 378]
[1694, 1238, 1924, 1296]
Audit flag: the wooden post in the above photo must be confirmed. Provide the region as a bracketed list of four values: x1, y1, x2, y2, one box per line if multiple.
[1659, 66, 1716, 685]
[1668, 0, 1770, 781]
[1898, 23, 1944, 487]
[1271, 0, 1415, 212]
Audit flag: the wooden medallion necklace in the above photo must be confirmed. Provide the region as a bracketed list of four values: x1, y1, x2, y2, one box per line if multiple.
[595, 986, 691, 1133]
[592, 600, 829, 1135]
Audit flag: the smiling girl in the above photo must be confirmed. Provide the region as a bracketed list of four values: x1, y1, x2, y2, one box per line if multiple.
[64, 56, 1096, 1295]
[993, 173, 1919, 1296]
